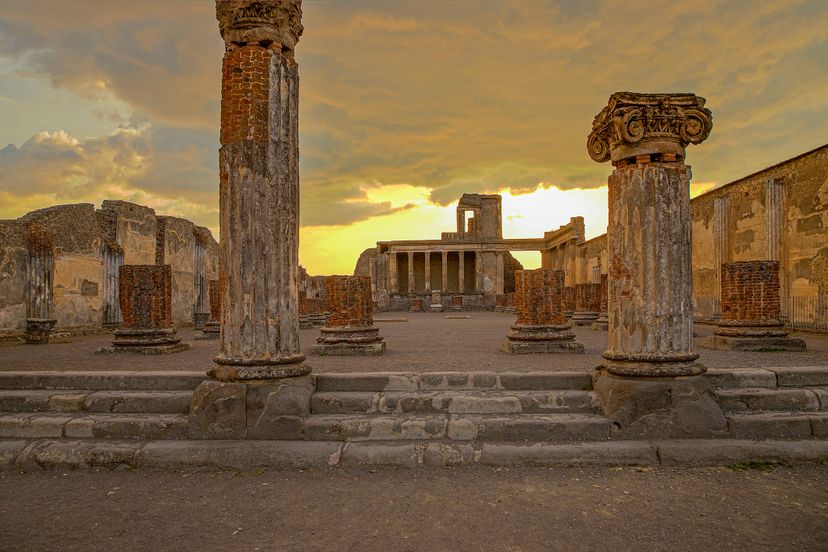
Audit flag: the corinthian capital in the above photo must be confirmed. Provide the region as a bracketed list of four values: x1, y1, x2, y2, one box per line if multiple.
[587, 92, 713, 163]
[216, 0, 303, 50]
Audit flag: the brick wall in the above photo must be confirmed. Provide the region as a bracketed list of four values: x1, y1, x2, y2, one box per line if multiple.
[514, 269, 566, 326]
[720, 261, 781, 323]
[220, 45, 272, 144]
[119, 265, 173, 330]
[325, 276, 373, 328]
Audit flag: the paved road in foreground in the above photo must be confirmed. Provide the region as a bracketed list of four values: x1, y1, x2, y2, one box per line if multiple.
[1, 464, 826, 551]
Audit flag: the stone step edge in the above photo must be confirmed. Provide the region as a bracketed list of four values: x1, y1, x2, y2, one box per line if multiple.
[2, 438, 826, 472]
[0, 372, 207, 391]
[0, 389, 193, 414]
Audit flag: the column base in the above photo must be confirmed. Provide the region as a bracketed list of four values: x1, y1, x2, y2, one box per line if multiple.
[700, 335, 806, 352]
[429, 304, 445, 313]
[299, 316, 314, 330]
[313, 326, 386, 356]
[189, 377, 314, 440]
[194, 322, 220, 340]
[96, 328, 190, 355]
[601, 353, 705, 377]
[593, 369, 727, 439]
[591, 315, 609, 331]
[193, 312, 209, 330]
[571, 311, 599, 326]
[501, 324, 585, 354]
[24, 318, 57, 344]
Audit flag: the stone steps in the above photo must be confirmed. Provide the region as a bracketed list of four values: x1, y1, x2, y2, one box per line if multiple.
[716, 387, 826, 413]
[0, 390, 192, 414]
[314, 371, 593, 392]
[301, 413, 611, 442]
[726, 412, 828, 439]
[3, 438, 827, 471]
[0, 413, 188, 440]
[311, 390, 599, 415]
[0, 371, 206, 391]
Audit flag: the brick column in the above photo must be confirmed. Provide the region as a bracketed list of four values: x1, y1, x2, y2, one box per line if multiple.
[313, 276, 385, 355]
[196, 278, 222, 340]
[588, 92, 725, 438]
[572, 283, 600, 326]
[97, 265, 189, 354]
[501, 269, 584, 354]
[592, 274, 609, 331]
[702, 261, 805, 351]
[562, 286, 575, 318]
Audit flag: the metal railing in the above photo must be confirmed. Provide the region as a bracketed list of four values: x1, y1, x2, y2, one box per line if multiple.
[692, 294, 828, 333]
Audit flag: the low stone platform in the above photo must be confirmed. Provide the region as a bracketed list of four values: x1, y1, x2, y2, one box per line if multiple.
[701, 335, 807, 352]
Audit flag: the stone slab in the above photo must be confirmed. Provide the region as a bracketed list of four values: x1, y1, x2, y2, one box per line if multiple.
[727, 412, 814, 439]
[500, 340, 585, 354]
[0, 440, 26, 470]
[715, 388, 821, 412]
[95, 343, 192, 355]
[315, 373, 419, 392]
[656, 439, 828, 466]
[311, 341, 386, 356]
[478, 441, 658, 466]
[704, 369, 778, 389]
[769, 366, 828, 387]
[13, 439, 141, 471]
[498, 372, 593, 391]
[138, 440, 342, 470]
[0, 371, 206, 391]
[700, 335, 807, 352]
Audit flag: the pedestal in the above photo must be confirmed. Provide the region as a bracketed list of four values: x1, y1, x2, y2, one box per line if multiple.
[429, 290, 444, 312]
[24, 318, 56, 345]
[312, 275, 386, 356]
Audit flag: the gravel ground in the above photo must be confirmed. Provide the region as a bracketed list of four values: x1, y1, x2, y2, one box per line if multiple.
[1, 312, 827, 373]
[1, 464, 826, 552]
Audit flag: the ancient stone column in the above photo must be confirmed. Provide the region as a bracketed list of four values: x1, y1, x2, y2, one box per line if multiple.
[25, 225, 56, 344]
[424, 251, 431, 292]
[572, 283, 600, 326]
[196, 278, 222, 340]
[592, 274, 609, 331]
[388, 251, 398, 294]
[441, 251, 448, 291]
[189, 1, 314, 441]
[429, 289, 444, 312]
[501, 269, 584, 354]
[702, 261, 805, 351]
[458, 252, 465, 293]
[407, 252, 415, 296]
[209, 0, 308, 381]
[496, 253, 505, 295]
[97, 265, 190, 354]
[313, 276, 385, 355]
[587, 92, 725, 438]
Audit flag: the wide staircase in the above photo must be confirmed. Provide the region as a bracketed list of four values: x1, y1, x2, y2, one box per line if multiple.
[0, 367, 826, 470]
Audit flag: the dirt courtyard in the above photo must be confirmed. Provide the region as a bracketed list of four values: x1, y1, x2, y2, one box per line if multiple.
[1, 312, 827, 373]
[1, 464, 826, 552]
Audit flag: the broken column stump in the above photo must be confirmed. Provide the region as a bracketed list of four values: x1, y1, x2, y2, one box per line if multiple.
[313, 275, 385, 356]
[572, 282, 601, 326]
[195, 278, 222, 340]
[501, 269, 584, 354]
[702, 261, 805, 351]
[429, 290, 444, 312]
[588, 92, 725, 438]
[24, 319, 57, 344]
[97, 265, 190, 354]
[592, 274, 609, 331]
[449, 295, 464, 312]
[562, 286, 575, 318]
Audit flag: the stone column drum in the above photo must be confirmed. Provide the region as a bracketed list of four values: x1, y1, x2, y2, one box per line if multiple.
[313, 275, 385, 356]
[97, 265, 190, 354]
[189, 1, 315, 441]
[501, 269, 584, 354]
[572, 283, 600, 326]
[592, 274, 609, 331]
[196, 278, 222, 340]
[702, 261, 805, 351]
[562, 286, 575, 318]
[587, 92, 725, 438]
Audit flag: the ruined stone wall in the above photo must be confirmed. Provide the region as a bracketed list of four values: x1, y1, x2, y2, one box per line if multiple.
[156, 216, 198, 325]
[0, 201, 218, 334]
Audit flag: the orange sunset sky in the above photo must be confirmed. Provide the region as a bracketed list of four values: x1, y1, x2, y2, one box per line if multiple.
[1, 0, 826, 273]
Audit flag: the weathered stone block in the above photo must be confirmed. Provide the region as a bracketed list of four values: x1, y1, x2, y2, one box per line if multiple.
[727, 413, 813, 439]
[245, 377, 313, 439]
[593, 371, 727, 439]
[770, 366, 828, 387]
[188, 381, 247, 440]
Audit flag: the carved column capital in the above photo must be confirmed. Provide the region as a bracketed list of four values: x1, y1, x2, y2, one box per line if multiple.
[216, 0, 303, 50]
[587, 92, 712, 163]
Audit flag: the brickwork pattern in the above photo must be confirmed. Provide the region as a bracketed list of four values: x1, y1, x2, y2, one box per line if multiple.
[325, 276, 373, 328]
[575, 283, 601, 313]
[514, 269, 566, 326]
[119, 265, 173, 330]
[562, 286, 576, 313]
[720, 261, 782, 323]
[220, 45, 273, 145]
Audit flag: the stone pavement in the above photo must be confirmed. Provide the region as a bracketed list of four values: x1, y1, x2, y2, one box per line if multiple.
[1, 465, 826, 552]
[1, 313, 827, 373]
